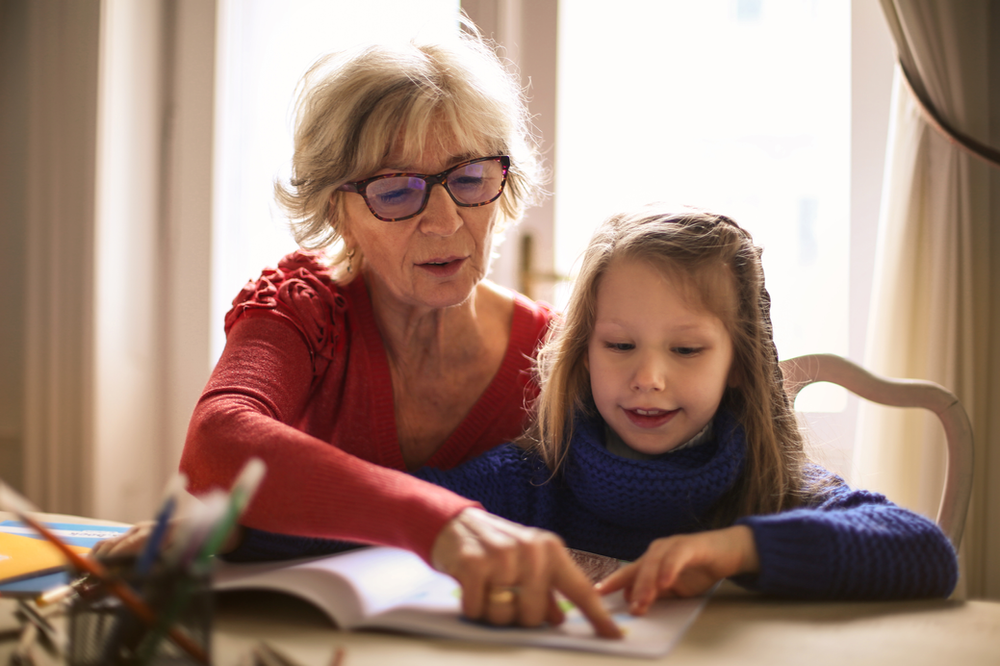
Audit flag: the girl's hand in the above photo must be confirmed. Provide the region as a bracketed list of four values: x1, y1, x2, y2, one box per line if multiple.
[432, 507, 622, 638]
[596, 525, 760, 615]
[91, 521, 245, 559]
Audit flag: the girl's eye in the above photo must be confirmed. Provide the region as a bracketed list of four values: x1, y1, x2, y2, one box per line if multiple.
[673, 347, 701, 357]
[604, 341, 634, 352]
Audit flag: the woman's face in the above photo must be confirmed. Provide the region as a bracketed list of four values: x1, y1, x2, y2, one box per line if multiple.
[340, 143, 501, 314]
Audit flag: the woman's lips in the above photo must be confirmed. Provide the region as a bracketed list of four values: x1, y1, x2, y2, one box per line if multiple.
[623, 407, 678, 429]
[417, 257, 466, 277]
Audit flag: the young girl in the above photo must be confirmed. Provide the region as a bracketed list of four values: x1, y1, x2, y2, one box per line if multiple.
[218, 205, 957, 612]
[413, 204, 958, 610]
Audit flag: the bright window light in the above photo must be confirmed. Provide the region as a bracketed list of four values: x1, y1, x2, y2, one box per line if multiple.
[213, 0, 460, 361]
[555, 0, 850, 412]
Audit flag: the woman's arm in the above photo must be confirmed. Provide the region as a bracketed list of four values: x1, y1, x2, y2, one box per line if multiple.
[181, 312, 479, 561]
[170, 264, 619, 635]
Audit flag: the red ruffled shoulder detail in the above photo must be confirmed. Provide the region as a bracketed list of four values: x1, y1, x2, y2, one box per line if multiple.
[225, 250, 347, 375]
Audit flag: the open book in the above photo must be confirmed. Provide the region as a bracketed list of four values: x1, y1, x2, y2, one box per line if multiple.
[0, 519, 131, 594]
[212, 546, 711, 658]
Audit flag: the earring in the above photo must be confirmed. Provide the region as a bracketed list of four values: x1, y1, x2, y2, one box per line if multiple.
[346, 248, 356, 274]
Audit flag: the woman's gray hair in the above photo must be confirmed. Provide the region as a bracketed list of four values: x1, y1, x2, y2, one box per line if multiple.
[274, 23, 544, 266]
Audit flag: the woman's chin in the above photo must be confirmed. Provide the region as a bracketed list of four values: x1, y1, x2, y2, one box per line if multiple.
[414, 266, 485, 309]
[409, 277, 480, 311]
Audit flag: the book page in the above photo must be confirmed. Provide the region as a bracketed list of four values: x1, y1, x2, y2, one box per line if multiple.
[374, 587, 710, 658]
[214, 547, 448, 628]
[214, 546, 712, 658]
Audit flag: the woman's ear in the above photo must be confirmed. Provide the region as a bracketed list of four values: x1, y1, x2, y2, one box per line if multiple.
[341, 228, 355, 248]
[337, 211, 355, 248]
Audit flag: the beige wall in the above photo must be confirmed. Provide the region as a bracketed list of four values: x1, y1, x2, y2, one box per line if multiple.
[1, 0, 102, 503]
[0, 0, 29, 492]
[0, 0, 215, 521]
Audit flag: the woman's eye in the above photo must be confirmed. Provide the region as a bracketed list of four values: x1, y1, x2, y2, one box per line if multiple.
[450, 175, 485, 189]
[375, 188, 410, 204]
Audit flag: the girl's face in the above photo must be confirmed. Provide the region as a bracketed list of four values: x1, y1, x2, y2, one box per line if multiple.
[587, 259, 735, 456]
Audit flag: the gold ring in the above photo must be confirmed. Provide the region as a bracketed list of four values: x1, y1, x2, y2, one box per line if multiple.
[487, 586, 519, 604]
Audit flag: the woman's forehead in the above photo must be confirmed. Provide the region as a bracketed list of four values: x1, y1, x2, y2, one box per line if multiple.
[382, 146, 477, 173]
[384, 115, 495, 170]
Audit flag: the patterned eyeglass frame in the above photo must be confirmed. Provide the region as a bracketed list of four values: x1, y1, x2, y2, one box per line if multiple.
[337, 156, 510, 222]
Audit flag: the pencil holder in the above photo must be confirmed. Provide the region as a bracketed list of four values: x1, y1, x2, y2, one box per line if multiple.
[66, 563, 212, 666]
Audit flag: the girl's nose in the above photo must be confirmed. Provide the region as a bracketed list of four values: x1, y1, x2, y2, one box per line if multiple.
[417, 185, 463, 237]
[631, 354, 666, 392]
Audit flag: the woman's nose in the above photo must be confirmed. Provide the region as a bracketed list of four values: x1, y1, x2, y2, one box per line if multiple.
[418, 185, 463, 236]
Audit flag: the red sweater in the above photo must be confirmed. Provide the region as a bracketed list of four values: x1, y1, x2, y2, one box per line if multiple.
[179, 251, 555, 563]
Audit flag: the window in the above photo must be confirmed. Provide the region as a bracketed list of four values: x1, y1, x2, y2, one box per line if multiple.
[555, 0, 851, 413]
[213, 0, 461, 360]
[213, 0, 893, 480]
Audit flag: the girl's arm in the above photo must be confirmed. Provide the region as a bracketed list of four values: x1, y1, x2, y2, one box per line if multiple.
[598, 477, 958, 608]
[413, 444, 549, 525]
[732, 480, 958, 600]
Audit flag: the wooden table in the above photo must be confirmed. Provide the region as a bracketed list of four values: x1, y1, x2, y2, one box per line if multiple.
[207, 583, 1000, 666]
[3, 510, 998, 665]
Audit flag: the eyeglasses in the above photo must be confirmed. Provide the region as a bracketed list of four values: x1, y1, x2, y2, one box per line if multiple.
[338, 156, 510, 222]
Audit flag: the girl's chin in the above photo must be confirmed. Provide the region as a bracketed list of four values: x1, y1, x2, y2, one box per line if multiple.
[618, 426, 699, 456]
[626, 442, 681, 456]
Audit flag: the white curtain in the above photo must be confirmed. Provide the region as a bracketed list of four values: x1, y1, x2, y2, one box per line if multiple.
[856, 0, 999, 599]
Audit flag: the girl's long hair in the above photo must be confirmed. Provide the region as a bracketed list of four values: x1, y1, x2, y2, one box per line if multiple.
[525, 204, 816, 523]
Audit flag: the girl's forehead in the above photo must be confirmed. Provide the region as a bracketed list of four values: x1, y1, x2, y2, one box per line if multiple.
[598, 257, 737, 322]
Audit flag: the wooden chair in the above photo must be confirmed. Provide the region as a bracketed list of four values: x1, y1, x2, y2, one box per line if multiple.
[779, 353, 974, 549]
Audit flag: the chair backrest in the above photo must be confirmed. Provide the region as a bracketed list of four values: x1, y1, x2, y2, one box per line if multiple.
[779, 353, 974, 549]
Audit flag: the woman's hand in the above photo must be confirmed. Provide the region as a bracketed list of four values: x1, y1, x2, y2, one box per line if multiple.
[596, 525, 760, 615]
[431, 507, 622, 638]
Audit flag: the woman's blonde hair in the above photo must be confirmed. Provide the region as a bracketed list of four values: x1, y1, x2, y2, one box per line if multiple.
[528, 204, 811, 523]
[274, 21, 544, 269]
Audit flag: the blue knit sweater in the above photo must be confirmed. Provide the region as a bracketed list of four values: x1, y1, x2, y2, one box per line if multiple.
[227, 410, 958, 600]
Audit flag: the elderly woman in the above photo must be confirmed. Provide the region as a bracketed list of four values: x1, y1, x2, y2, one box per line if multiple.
[172, 29, 618, 636]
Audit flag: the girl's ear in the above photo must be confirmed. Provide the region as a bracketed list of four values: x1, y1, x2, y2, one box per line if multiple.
[727, 361, 743, 388]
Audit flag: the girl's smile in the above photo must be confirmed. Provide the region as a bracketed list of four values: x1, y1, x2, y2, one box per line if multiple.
[624, 407, 678, 429]
[587, 259, 735, 456]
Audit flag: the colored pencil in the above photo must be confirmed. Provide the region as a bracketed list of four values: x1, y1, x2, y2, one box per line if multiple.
[1, 485, 208, 665]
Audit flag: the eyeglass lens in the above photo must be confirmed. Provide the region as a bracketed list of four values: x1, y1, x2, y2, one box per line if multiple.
[363, 158, 506, 220]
